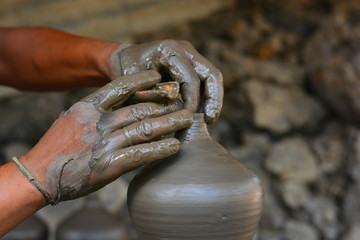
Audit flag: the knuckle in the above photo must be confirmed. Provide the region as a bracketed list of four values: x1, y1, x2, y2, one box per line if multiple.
[136, 119, 154, 140]
[167, 117, 178, 129]
[130, 104, 151, 121]
[160, 39, 179, 48]
[125, 149, 143, 163]
[179, 40, 192, 47]
[109, 81, 129, 97]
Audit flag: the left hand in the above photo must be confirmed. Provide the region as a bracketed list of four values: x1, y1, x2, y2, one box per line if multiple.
[20, 71, 192, 204]
[110, 40, 223, 125]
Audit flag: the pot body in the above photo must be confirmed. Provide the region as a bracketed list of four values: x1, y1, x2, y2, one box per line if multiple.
[128, 114, 263, 240]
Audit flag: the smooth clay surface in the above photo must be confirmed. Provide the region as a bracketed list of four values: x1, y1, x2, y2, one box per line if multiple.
[128, 113, 263, 240]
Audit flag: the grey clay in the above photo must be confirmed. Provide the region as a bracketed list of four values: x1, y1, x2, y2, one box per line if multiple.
[128, 113, 263, 240]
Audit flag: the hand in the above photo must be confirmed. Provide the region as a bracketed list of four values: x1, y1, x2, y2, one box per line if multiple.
[19, 71, 193, 204]
[110, 40, 223, 124]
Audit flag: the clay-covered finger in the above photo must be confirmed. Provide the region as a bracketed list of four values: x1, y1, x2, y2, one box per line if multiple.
[158, 41, 200, 112]
[102, 138, 180, 174]
[179, 40, 224, 124]
[105, 110, 193, 150]
[132, 82, 180, 102]
[83, 70, 161, 110]
[103, 100, 183, 131]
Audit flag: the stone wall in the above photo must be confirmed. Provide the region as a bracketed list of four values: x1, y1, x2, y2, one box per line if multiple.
[2, 1, 360, 240]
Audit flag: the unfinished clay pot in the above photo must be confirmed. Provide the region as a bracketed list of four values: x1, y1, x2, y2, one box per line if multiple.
[56, 194, 130, 240]
[2, 215, 48, 240]
[128, 113, 263, 240]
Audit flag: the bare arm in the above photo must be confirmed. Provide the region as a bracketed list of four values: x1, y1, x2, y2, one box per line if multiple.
[0, 27, 119, 91]
[0, 161, 44, 236]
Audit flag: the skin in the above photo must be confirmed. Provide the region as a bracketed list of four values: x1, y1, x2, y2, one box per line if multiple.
[0, 28, 224, 122]
[0, 27, 223, 236]
[0, 27, 119, 90]
[0, 71, 193, 236]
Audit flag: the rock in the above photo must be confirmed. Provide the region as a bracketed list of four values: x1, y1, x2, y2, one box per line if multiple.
[348, 129, 360, 184]
[284, 220, 319, 240]
[258, 231, 282, 240]
[280, 181, 309, 209]
[244, 80, 325, 135]
[305, 196, 340, 239]
[343, 184, 360, 223]
[344, 222, 360, 240]
[265, 137, 318, 183]
[3, 142, 31, 162]
[261, 190, 286, 231]
[304, 5, 360, 124]
[256, 61, 304, 86]
[228, 133, 270, 189]
[0, 92, 66, 143]
[208, 117, 238, 148]
[218, 48, 304, 87]
[311, 122, 346, 174]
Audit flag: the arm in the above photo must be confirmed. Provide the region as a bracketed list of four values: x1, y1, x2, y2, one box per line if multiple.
[0, 27, 119, 90]
[0, 71, 192, 236]
[0, 27, 223, 124]
[0, 161, 44, 235]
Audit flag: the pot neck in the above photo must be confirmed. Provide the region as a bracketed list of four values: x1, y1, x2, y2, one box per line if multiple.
[178, 113, 210, 142]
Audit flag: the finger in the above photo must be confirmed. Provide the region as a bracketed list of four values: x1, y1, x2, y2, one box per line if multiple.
[179, 41, 224, 124]
[130, 90, 173, 103]
[157, 40, 200, 112]
[127, 81, 180, 104]
[83, 70, 161, 110]
[91, 138, 180, 174]
[103, 110, 192, 151]
[101, 100, 183, 131]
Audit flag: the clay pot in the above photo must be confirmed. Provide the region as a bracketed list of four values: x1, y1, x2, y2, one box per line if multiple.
[2, 215, 48, 240]
[128, 113, 263, 239]
[56, 194, 131, 240]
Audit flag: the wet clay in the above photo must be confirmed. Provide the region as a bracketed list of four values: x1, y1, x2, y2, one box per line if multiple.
[110, 40, 223, 124]
[128, 113, 263, 240]
[21, 71, 192, 204]
[56, 195, 130, 240]
[130, 82, 180, 103]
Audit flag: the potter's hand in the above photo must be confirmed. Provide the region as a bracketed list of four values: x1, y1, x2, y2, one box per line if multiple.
[111, 40, 223, 124]
[18, 71, 193, 205]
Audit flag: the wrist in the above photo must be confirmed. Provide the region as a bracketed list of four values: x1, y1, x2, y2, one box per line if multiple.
[18, 150, 55, 205]
[6, 161, 46, 208]
[109, 43, 132, 79]
[91, 41, 122, 81]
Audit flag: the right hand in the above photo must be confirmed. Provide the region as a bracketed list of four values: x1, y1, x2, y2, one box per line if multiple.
[19, 70, 193, 205]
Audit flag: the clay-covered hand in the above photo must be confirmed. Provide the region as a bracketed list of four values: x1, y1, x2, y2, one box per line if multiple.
[110, 40, 223, 124]
[20, 71, 193, 205]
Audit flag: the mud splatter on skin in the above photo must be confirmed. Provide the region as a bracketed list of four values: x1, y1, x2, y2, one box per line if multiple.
[37, 72, 193, 204]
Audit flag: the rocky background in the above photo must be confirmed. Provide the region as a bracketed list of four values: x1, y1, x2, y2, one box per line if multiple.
[1, 0, 360, 239]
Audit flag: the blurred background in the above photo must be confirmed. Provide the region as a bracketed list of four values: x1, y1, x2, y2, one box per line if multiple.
[0, 0, 360, 239]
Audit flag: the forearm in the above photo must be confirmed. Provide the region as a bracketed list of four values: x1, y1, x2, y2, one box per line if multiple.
[0, 27, 120, 91]
[0, 161, 45, 237]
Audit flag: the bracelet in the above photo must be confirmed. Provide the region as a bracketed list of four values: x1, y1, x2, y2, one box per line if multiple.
[12, 157, 56, 205]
